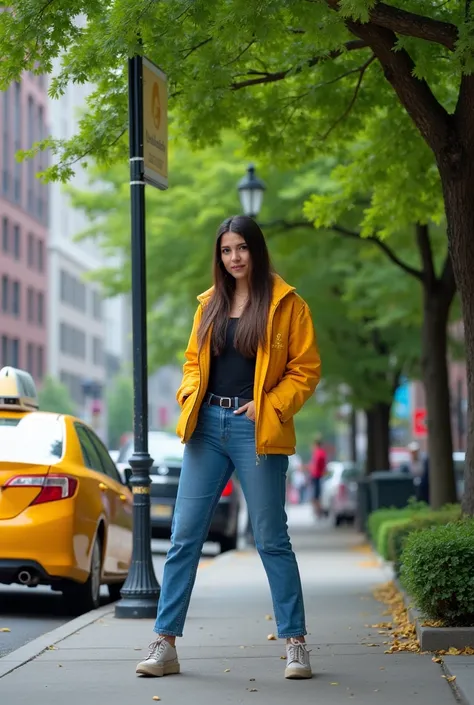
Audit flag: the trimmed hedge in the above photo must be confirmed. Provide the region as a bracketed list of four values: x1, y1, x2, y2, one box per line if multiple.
[367, 502, 428, 550]
[401, 520, 474, 626]
[388, 506, 461, 575]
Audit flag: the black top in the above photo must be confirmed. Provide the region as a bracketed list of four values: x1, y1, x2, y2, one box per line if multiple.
[207, 318, 256, 399]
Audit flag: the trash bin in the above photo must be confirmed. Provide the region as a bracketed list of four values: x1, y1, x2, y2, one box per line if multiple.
[356, 476, 372, 533]
[369, 471, 416, 513]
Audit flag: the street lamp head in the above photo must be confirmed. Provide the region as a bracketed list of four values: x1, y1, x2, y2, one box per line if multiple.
[237, 163, 266, 219]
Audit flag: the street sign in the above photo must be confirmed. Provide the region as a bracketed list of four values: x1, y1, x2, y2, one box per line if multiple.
[413, 408, 428, 437]
[142, 57, 168, 190]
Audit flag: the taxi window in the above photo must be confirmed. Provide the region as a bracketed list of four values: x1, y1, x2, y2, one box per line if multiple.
[0, 414, 64, 464]
[87, 428, 122, 484]
[75, 424, 103, 475]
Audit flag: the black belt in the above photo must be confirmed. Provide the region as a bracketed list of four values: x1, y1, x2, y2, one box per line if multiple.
[205, 393, 252, 410]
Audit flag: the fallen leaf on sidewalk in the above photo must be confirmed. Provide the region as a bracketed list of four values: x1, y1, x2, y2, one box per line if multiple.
[224, 669, 230, 673]
[330, 682, 339, 686]
[267, 634, 276, 641]
[447, 647, 463, 656]
[0, 628, 10, 632]
[265, 615, 273, 621]
[442, 675, 456, 683]
[249, 688, 258, 692]
[152, 697, 161, 701]
[379, 667, 385, 671]
[365, 644, 380, 648]
[280, 656, 286, 660]
[432, 657, 442, 664]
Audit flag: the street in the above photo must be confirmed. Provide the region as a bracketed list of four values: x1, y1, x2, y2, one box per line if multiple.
[0, 540, 219, 658]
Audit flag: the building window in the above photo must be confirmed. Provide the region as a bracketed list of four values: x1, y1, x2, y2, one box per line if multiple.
[13, 225, 20, 260]
[27, 343, 34, 376]
[37, 105, 44, 219]
[27, 287, 34, 322]
[92, 337, 103, 366]
[2, 88, 10, 196]
[27, 95, 35, 213]
[13, 82, 21, 204]
[1, 336, 8, 366]
[12, 281, 20, 317]
[37, 239, 44, 272]
[11, 338, 19, 367]
[37, 346, 44, 380]
[60, 322, 86, 359]
[60, 269, 87, 312]
[37, 291, 44, 326]
[28, 233, 34, 268]
[2, 217, 8, 253]
[2, 276, 9, 313]
[92, 291, 102, 320]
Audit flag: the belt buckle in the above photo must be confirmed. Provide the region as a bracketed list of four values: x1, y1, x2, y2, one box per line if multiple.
[219, 397, 232, 409]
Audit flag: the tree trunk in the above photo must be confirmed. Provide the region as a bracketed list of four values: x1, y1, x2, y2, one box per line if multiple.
[349, 407, 357, 463]
[441, 166, 474, 515]
[421, 288, 457, 508]
[365, 401, 391, 473]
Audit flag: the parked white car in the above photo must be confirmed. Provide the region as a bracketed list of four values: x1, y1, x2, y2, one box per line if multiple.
[320, 461, 362, 526]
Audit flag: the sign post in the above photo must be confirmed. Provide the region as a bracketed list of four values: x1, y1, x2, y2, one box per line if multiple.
[115, 54, 168, 620]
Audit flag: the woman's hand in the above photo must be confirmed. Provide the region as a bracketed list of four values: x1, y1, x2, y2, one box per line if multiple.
[234, 400, 256, 422]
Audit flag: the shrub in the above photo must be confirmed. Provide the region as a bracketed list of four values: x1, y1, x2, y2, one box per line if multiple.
[401, 520, 474, 626]
[388, 506, 461, 574]
[367, 501, 428, 546]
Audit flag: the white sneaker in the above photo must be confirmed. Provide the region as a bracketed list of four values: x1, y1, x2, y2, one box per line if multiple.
[284, 638, 312, 679]
[136, 637, 181, 677]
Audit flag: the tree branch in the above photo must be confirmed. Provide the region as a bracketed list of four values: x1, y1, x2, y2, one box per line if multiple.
[321, 55, 376, 139]
[265, 218, 424, 281]
[340, 21, 454, 158]
[181, 37, 212, 61]
[325, 1, 458, 50]
[330, 224, 425, 280]
[415, 223, 436, 287]
[231, 39, 368, 90]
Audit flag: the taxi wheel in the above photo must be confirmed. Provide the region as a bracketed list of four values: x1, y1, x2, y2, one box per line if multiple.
[63, 537, 102, 615]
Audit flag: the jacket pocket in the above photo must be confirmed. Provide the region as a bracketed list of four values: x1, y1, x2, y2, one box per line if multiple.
[260, 390, 295, 450]
[176, 389, 198, 440]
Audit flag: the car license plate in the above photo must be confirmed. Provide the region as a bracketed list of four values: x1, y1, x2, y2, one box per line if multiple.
[151, 504, 172, 518]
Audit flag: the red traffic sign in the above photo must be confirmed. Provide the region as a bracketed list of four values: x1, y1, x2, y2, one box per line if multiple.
[413, 408, 427, 437]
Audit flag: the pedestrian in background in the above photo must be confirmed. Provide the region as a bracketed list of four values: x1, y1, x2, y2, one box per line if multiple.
[137, 215, 321, 681]
[309, 438, 327, 518]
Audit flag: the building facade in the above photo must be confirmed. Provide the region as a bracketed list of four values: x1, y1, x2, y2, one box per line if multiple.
[0, 74, 49, 382]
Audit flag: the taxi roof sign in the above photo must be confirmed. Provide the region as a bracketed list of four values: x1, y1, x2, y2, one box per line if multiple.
[0, 367, 39, 411]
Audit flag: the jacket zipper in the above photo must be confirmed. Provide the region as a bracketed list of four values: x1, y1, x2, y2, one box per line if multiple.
[255, 297, 284, 460]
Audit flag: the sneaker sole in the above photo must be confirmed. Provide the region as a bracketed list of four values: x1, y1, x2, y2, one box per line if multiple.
[136, 662, 181, 677]
[285, 666, 313, 679]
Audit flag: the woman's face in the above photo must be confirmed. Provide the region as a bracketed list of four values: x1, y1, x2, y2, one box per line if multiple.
[220, 231, 251, 281]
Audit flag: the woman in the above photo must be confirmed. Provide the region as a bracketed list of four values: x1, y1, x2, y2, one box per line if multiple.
[136, 215, 321, 681]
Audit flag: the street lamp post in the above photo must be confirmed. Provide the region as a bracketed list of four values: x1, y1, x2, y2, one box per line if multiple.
[114, 54, 161, 619]
[237, 164, 266, 219]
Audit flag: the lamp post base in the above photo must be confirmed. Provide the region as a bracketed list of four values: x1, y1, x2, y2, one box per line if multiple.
[115, 594, 160, 619]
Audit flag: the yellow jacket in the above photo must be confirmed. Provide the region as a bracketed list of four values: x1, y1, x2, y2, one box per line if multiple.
[176, 275, 321, 456]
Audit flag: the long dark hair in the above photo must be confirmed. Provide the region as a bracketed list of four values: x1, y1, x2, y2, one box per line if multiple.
[198, 215, 274, 358]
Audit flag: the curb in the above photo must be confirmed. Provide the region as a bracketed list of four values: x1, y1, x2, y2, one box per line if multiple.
[0, 602, 115, 679]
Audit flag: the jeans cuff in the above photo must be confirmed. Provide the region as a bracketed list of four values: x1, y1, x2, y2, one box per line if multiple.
[153, 628, 182, 637]
[278, 629, 307, 639]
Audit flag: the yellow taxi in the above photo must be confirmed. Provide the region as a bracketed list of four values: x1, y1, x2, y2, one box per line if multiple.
[0, 367, 133, 613]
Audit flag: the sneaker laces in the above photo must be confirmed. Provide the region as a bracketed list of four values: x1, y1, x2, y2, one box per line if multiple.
[287, 639, 311, 664]
[147, 636, 169, 659]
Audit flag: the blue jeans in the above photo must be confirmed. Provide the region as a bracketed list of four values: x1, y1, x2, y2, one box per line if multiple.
[154, 403, 306, 639]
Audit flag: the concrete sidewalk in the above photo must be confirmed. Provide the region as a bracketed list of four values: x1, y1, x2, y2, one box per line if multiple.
[0, 505, 462, 704]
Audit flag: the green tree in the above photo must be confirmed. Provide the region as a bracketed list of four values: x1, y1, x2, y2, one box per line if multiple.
[69, 135, 423, 471]
[38, 376, 76, 415]
[106, 375, 133, 449]
[0, 1, 468, 505]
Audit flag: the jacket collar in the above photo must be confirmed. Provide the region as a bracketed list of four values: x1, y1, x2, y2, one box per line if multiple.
[197, 274, 295, 307]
